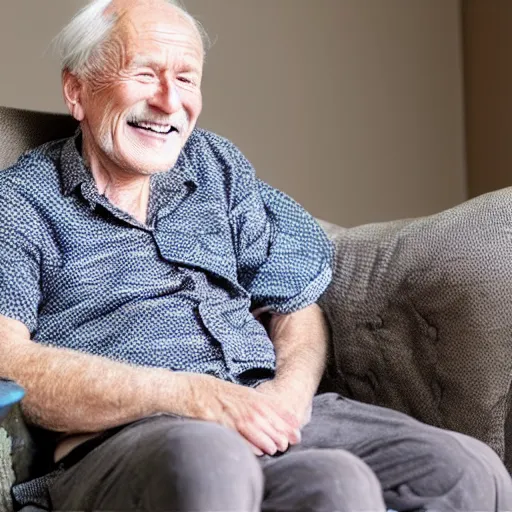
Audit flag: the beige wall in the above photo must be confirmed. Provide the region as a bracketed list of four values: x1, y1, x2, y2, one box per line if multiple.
[463, 0, 512, 198]
[0, 0, 466, 226]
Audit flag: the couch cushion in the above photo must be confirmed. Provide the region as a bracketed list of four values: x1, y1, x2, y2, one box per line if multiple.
[319, 188, 512, 472]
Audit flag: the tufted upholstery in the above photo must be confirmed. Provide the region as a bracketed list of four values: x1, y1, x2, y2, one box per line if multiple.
[1, 105, 512, 510]
[318, 196, 512, 472]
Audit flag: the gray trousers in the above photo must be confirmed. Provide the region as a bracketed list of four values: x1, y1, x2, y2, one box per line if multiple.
[47, 393, 512, 511]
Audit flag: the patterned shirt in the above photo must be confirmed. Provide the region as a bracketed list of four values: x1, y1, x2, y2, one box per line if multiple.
[0, 128, 333, 387]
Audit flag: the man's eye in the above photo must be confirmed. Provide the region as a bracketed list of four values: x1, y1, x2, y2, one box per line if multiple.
[137, 72, 156, 79]
[177, 76, 193, 85]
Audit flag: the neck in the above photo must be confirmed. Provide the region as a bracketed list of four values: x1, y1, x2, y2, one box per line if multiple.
[82, 136, 151, 225]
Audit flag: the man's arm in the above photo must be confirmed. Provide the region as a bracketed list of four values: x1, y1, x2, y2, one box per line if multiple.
[0, 315, 183, 432]
[257, 303, 329, 427]
[0, 315, 299, 454]
[224, 144, 333, 429]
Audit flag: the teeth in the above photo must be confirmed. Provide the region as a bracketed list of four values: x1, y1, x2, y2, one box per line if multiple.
[137, 121, 172, 133]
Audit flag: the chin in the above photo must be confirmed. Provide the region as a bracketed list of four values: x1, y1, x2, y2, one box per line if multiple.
[121, 149, 181, 175]
[111, 130, 184, 173]
[129, 160, 177, 175]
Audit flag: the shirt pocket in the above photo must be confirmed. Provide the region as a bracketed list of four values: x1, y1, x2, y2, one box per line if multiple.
[197, 297, 276, 373]
[154, 205, 238, 284]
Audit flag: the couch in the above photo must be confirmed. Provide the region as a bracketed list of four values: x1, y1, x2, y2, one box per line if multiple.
[1, 105, 512, 511]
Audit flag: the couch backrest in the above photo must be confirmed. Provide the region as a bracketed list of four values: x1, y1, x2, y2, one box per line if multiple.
[0, 106, 78, 170]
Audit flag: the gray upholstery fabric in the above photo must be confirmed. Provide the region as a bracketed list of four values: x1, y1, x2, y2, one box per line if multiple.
[1, 106, 512, 511]
[0, 429, 14, 512]
[0, 107, 77, 170]
[318, 195, 512, 472]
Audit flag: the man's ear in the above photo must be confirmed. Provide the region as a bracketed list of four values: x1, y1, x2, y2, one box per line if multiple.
[62, 70, 85, 122]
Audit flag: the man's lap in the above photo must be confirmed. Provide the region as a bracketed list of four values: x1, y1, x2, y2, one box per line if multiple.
[49, 414, 263, 511]
[46, 393, 512, 511]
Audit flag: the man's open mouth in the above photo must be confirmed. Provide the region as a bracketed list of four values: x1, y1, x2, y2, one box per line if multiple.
[127, 121, 179, 135]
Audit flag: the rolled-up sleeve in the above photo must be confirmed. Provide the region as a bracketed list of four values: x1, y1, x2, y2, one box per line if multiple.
[0, 190, 42, 332]
[227, 146, 333, 314]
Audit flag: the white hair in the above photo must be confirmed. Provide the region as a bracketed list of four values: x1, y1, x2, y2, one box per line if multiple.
[53, 0, 209, 77]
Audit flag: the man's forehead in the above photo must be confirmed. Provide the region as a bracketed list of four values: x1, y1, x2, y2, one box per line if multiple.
[107, 0, 203, 58]
[124, 28, 204, 68]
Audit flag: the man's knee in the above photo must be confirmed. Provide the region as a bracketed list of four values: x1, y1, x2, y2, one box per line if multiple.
[142, 416, 262, 478]
[313, 449, 382, 495]
[307, 450, 385, 509]
[264, 449, 384, 511]
[405, 429, 512, 504]
[446, 433, 512, 505]
[127, 417, 264, 510]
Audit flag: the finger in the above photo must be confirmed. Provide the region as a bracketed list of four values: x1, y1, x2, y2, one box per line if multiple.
[261, 403, 301, 445]
[254, 415, 290, 453]
[277, 407, 301, 430]
[250, 402, 291, 450]
[247, 442, 264, 457]
[268, 411, 301, 445]
[238, 423, 279, 455]
[264, 399, 301, 431]
[259, 411, 298, 449]
[289, 427, 302, 445]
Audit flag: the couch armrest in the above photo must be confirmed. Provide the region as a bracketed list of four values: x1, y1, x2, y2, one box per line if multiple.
[318, 189, 512, 472]
[0, 414, 15, 512]
[0, 380, 42, 490]
[0, 399, 55, 511]
[0, 381, 25, 512]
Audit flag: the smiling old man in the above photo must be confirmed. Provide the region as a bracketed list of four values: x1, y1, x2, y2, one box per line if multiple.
[0, 0, 511, 511]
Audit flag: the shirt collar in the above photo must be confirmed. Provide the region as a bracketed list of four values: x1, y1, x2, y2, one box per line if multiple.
[59, 129, 199, 199]
[60, 130, 91, 197]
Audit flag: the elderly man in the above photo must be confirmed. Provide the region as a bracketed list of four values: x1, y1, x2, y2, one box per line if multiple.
[0, 0, 510, 510]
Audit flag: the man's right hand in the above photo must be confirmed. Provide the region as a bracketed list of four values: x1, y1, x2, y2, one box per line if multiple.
[173, 373, 301, 456]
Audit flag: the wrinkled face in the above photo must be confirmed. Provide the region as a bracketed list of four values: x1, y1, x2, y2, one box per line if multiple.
[72, 1, 203, 175]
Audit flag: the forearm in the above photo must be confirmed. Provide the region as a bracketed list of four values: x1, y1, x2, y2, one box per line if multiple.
[0, 316, 303, 457]
[268, 303, 329, 399]
[0, 317, 180, 433]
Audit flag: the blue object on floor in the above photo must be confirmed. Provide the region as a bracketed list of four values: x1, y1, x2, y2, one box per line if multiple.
[0, 379, 25, 422]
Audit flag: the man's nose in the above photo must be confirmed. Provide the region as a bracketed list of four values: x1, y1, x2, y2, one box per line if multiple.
[152, 75, 182, 114]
